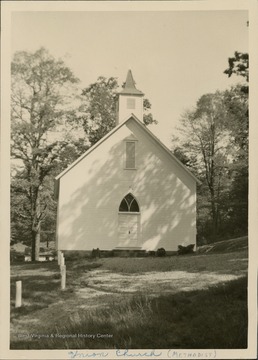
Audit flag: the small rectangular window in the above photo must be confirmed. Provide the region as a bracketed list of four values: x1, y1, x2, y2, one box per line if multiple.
[125, 142, 136, 169]
[127, 98, 135, 109]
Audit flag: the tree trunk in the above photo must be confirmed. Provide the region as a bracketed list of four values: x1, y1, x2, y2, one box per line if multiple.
[210, 189, 218, 240]
[31, 192, 41, 261]
[31, 225, 40, 261]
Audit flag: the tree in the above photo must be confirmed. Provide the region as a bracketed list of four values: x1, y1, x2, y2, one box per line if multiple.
[223, 51, 249, 237]
[223, 84, 248, 158]
[224, 51, 249, 94]
[224, 51, 249, 81]
[222, 88, 248, 237]
[11, 48, 80, 260]
[224, 51, 249, 154]
[172, 52, 249, 243]
[81, 76, 157, 146]
[142, 98, 158, 126]
[11, 170, 32, 245]
[80, 76, 118, 146]
[11, 168, 58, 246]
[173, 86, 248, 242]
[173, 92, 233, 240]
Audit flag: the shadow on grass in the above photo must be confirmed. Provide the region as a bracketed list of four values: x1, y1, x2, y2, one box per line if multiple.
[10, 260, 101, 321]
[11, 261, 58, 271]
[10, 276, 248, 350]
[97, 250, 248, 275]
[10, 273, 61, 318]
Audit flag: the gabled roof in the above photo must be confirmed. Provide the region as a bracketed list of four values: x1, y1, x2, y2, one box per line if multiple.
[119, 70, 144, 96]
[54, 114, 200, 199]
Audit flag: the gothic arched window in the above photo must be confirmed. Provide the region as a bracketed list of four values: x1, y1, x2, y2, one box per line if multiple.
[119, 193, 140, 212]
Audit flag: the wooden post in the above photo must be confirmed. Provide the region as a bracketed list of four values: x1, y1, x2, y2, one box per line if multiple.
[60, 265, 66, 290]
[60, 252, 65, 266]
[15, 281, 22, 308]
[57, 250, 62, 265]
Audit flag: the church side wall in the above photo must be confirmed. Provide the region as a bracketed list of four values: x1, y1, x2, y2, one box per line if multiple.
[57, 119, 196, 252]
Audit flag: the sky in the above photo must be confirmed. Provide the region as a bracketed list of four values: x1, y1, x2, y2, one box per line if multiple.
[11, 7, 248, 147]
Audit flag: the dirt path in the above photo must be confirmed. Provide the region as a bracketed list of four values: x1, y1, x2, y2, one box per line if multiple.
[79, 269, 244, 296]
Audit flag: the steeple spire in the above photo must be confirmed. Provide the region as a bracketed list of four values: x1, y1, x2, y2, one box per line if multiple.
[120, 70, 144, 96]
[125, 70, 136, 89]
[116, 70, 144, 125]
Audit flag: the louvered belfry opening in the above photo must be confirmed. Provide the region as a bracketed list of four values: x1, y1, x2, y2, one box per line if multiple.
[125, 141, 136, 169]
[119, 193, 140, 213]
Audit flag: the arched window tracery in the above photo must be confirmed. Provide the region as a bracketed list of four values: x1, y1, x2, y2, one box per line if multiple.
[119, 193, 140, 212]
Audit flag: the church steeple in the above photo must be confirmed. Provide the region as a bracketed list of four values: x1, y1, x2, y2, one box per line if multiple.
[120, 70, 144, 96]
[116, 70, 144, 125]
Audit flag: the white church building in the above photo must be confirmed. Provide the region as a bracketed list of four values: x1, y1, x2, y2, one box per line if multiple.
[54, 71, 199, 255]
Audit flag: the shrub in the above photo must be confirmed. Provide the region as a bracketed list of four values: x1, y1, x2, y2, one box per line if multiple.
[10, 250, 24, 263]
[91, 248, 101, 258]
[148, 251, 156, 257]
[177, 244, 195, 255]
[64, 251, 91, 261]
[156, 248, 166, 257]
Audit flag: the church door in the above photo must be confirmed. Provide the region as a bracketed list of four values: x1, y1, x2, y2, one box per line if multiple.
[117, 193, 140, 248]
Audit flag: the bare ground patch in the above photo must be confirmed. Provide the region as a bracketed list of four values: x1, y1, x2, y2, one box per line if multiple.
[79, 269, 244, 296]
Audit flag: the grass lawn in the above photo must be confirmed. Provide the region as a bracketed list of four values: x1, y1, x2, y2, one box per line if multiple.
[10, 246, 248, 350]
[96, 249, 248, 274]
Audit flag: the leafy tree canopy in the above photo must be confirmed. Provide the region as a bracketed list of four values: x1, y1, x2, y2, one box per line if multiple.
[224, 51, 249, 81]
[224, 51, 249, 94]
[172, 89, 247, 242]
[11, 47, 81, 260]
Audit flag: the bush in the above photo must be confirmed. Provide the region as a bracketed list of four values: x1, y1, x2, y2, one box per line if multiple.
[156, 248, 166, 257]
[64, 251, 91, 261]
[10, 250, 24, 263]
[177, 244, 195, 255]
[91, 248, 101, 258]
[100, 250, 114, 257]
[148, 251, 156, 257]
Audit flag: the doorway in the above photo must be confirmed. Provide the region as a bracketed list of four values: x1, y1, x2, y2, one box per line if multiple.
[117, 193, 140, 248]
